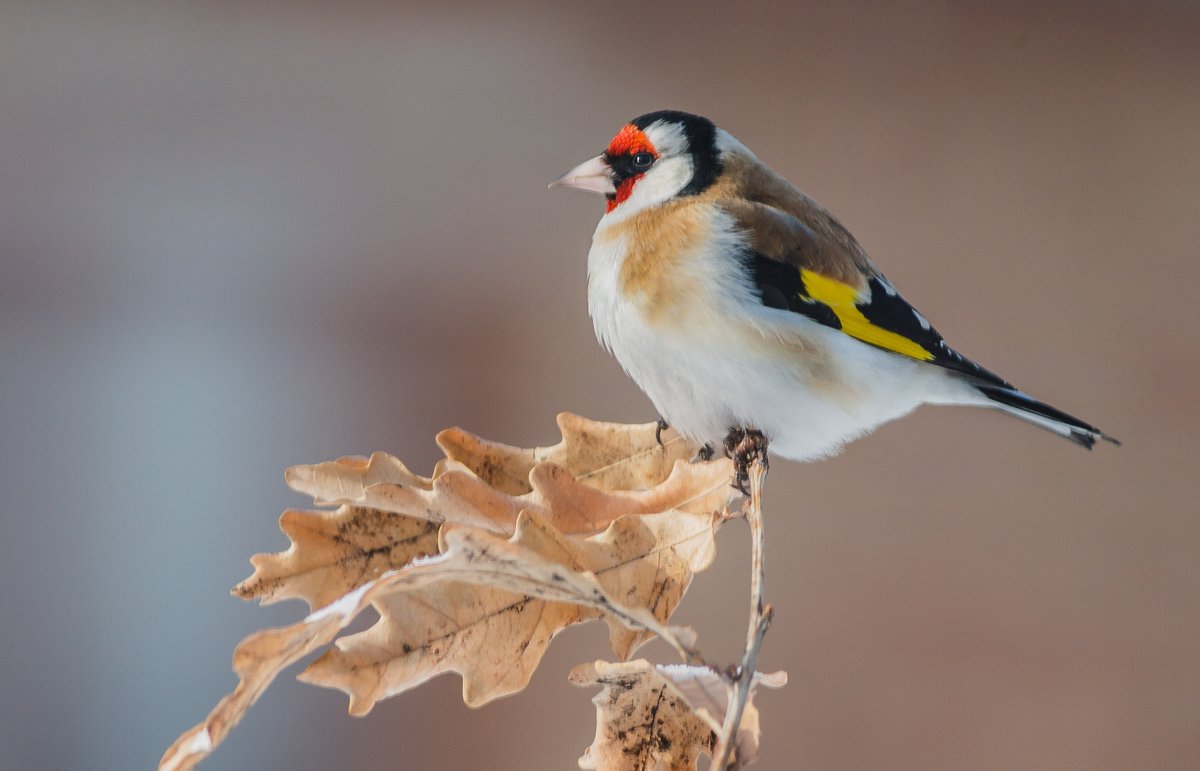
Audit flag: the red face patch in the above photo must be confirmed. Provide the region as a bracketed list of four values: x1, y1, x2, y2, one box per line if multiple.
[607, 124, 657, 158]
[605, 124, 659, 212]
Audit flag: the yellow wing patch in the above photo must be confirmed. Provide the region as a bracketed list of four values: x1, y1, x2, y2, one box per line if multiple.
[799, 269, 935, 362]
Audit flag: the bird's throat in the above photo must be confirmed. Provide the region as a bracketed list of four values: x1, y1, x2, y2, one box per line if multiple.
[607, 175, 643, 212]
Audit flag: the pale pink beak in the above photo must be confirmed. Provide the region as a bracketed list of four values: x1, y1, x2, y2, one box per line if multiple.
[548, 154, 616, 195]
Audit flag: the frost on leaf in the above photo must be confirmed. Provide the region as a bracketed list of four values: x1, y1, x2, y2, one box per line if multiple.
[437, 412, 701, 495]
[570, 661, 786, 770]
[300, 506, 718, 711]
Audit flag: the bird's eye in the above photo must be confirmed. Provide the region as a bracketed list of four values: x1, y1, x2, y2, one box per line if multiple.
[631, 152, 655, 169]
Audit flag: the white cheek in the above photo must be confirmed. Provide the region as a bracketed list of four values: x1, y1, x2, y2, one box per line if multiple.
[619, 157, 694, 214]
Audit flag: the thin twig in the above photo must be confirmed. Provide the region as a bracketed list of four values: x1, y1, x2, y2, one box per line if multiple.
[710, 457, 773, 769]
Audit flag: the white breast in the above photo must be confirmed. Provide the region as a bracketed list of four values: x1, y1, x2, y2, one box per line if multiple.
[586, 207, 964, 461]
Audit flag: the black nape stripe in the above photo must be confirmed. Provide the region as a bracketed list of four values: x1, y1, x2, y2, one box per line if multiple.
[631, 110, 722, 197]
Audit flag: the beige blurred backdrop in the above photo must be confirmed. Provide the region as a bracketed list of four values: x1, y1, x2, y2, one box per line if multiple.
[2, 1, 1197, 769]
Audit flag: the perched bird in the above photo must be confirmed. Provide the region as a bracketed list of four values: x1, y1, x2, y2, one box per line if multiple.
[551, 110, 1117, 479]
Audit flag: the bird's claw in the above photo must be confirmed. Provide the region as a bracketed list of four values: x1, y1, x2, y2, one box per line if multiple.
[655, 417, 669, 447]
[723, 427, 769, 494]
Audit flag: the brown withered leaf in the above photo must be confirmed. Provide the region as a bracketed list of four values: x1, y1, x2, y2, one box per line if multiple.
[234, 459, 731, 611]
[437, 412, 702, 495]
[569, 661, 786, 771]
[295, 463, 522, 532]
[290, 457, 731, 536]
[286, 432, 730, 535]
[166, 416, 739, 770]
[167, 503, 686, 770]
[571, 660, 711, 771]
[528, 460, 732, 533]
[300, 506, 718, 712]
[656, 665, 786, 768]
[581, 503, 718, 658]
[232, 470, 514, 612]
[285, 451, 432, 501]
[232, 506, 440, 609]
[160, 583, 375, 771]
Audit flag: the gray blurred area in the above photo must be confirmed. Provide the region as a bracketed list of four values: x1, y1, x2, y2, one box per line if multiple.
[2, 1, 1198, 769]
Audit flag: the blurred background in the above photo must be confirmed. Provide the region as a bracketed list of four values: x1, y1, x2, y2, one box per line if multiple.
[2, 1, 1198, 769]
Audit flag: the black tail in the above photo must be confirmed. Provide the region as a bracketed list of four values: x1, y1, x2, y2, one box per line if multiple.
[975, 385, 1121, 449]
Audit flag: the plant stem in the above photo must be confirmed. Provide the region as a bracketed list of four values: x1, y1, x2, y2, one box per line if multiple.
[711, 457, 773, 769]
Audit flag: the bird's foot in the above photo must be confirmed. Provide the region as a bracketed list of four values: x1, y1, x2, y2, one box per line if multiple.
[723, 427, 769, 495]
[691, 443, 716, 463]
[655, 417, 669, 447]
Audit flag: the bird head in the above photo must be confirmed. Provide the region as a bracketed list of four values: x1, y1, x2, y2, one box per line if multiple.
[550, 110, 722, 216]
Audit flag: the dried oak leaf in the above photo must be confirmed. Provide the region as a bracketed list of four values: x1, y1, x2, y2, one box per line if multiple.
[167, 417, 735, 770]
[436, 412, 700, 495]
[163, 505, 716, 768]
[232, 505, 441, 610]
[289, 453, 730, 537]
[569, 660, 786, 771]
[299, 505, 718, 712]
[160, 585, 373, 771]
[285, 451, 433, 501]
[231, 452, 442, 609]
[527, 460, 733, 533]
[234, 457, 731, 611]
[656, 665, 787, 768]
[233, 468, 522, 610]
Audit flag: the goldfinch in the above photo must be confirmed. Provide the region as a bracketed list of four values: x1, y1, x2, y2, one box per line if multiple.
[551, 110, 1118, 469]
